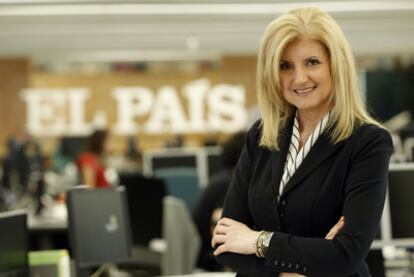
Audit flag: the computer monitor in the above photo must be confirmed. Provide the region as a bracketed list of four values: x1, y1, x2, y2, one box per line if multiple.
[143, 147, 223, 187]
[152, 152, 197, 172]
[119, 173, 167, 247]
[387, 163, 414, 246]
[0, 210, 29, 277]
[67, 187, 132, 275]
[162, 196, 201, 276]
[366, 70, 414, 122]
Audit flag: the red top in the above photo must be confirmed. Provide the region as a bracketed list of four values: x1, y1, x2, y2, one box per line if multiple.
[77, 152, 109, 188]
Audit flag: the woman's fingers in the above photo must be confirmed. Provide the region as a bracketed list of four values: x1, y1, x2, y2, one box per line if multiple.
[325, 217, 344, 240]
[213, 224, 229, 235]
[217, 217, 238, 227]
[213, 243, 228, 256]
[325, 216, 345, 240]
[211, 234, 226, 248]
[211, 217, 259, 255]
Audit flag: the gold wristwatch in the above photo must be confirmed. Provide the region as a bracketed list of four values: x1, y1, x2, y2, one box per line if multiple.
[256, 231, 273, 258]
[263, 232, 273, 248]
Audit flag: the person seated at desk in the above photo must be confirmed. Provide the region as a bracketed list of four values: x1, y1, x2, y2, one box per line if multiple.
[77, 129, 110, 188]
[193, 132, 246, 271]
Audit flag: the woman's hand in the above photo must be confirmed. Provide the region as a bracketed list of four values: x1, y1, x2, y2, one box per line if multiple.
[212, 217, 260, 256]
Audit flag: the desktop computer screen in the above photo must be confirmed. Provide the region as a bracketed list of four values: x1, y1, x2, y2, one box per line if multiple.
[0, 210, 29, 277]
[388, 164, 414, 241]
[152, 155, 197, 171]
[67, 187, 132, 270]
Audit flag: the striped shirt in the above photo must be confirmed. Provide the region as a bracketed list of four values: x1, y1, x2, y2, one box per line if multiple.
[278, 111, 331, 199]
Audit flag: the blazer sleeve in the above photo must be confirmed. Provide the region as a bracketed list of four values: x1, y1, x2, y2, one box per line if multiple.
[215, 121, 281, 275]
[264, 125, 393, 276]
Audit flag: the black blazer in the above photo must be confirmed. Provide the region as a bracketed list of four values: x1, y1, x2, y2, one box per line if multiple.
[216, 118, 393, 277]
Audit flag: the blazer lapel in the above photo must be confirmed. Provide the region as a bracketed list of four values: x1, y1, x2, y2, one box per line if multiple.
[281, 130, 345, 196]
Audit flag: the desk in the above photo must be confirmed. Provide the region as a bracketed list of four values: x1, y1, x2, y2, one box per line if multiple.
[27, 203, 69, 251]
[27, 203, 210, 276]
[28, 202, 68, 231]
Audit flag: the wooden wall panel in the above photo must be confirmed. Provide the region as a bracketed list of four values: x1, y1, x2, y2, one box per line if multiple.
[0, 58, 30, 156]
[1, 55, 258, 155]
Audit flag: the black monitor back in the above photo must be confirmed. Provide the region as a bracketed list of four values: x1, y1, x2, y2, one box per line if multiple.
[67, 187, 132, 269]
[388, 166, 414, 239]
[119, 173, 167, 246]
[207, 152, 223, 178]
[0, 210, 29, 277]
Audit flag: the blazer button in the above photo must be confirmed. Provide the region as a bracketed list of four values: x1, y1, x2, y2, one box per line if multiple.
[281, 261, 286, 267]
[295, 263, 300, 269]
[281, 200, 287, 206]
[287, 262, 292, 269]
[303, 265, 308, 272]
[274, 259, 278, 266]
[280, 212, 285, 218]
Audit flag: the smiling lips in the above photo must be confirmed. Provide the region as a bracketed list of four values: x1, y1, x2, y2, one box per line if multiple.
[294, 86, 317, 96]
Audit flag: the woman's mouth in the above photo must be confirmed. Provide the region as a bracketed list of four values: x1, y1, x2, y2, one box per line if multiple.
[294, 86, 316, 96]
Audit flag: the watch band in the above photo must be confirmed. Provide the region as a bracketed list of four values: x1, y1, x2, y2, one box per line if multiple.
[256, 231, 273, 258]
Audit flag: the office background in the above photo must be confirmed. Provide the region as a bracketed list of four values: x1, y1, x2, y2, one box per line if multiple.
[1, 0, 414, 155]
[1, 1, 414, 277]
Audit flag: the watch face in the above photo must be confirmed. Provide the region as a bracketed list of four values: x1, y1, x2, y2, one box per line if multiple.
[263, 233, 272, 247]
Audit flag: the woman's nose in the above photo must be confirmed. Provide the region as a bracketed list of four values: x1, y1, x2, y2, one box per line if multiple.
[293, 67, 308, 85]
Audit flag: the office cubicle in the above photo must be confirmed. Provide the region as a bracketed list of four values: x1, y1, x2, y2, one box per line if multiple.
[162, 196, 201, 276]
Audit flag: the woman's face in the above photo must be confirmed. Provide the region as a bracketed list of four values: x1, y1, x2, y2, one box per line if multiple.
[279, 36, 333, 115]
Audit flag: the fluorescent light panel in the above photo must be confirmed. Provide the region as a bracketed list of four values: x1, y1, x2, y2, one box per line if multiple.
[0, 2, 413, 16]
[31, 49, 221, 63]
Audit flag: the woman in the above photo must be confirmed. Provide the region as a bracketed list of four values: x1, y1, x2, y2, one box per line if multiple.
[77, 129, 110, 188]
[212, 7, 393, 277]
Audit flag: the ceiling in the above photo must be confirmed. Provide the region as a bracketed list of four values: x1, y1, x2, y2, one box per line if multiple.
[0, 0, 414, 63]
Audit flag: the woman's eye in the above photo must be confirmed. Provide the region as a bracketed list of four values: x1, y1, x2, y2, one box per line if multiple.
[307, 59, 320, 66]
[280, 62, 291, 70]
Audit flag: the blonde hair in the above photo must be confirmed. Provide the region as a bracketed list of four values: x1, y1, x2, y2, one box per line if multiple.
[257, 7, 380, 150]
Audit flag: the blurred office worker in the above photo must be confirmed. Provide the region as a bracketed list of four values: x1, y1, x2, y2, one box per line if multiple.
[77, 129, 110, 188]
[193, 131, 246, 271]
[212, 7, 393, 277]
